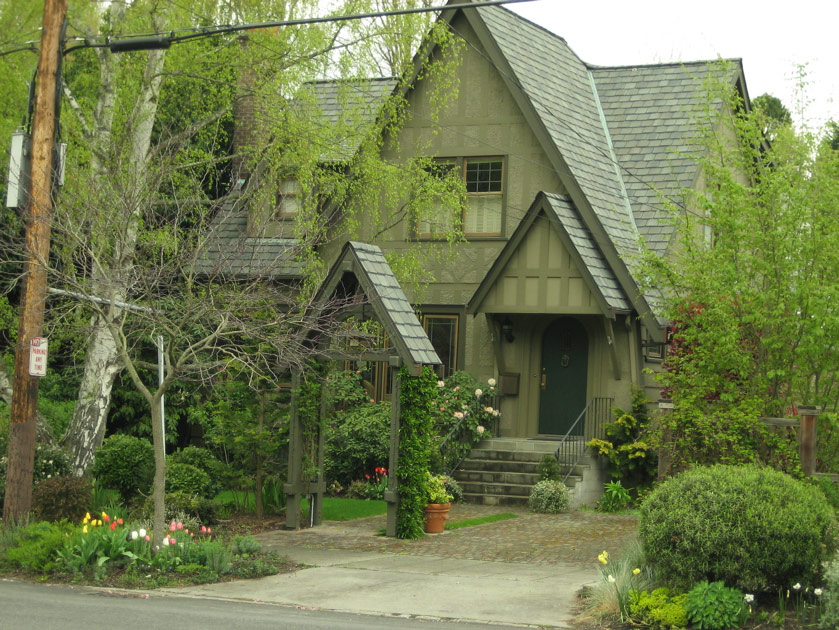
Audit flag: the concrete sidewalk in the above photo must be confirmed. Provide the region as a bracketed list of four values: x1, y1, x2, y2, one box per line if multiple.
[163, 544, 599, 627]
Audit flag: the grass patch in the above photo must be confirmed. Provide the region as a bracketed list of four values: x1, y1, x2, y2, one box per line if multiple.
[303, 497, 387, 521]
[445, 513, 518, 530]
[216, 491, 387, 522]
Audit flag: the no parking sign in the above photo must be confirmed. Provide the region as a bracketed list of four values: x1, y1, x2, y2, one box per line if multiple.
[29, 337, 48, 377]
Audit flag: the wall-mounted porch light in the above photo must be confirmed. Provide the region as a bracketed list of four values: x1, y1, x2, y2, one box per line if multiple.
[501, 317, 515, 343]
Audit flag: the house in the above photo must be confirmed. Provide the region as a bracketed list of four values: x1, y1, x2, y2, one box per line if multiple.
[201, 1, 750, 503]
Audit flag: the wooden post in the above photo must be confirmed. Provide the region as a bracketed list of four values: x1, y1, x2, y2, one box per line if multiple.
[4, 0, 67, 521]
[799, 405, 820, 477]
[386, 364, 401, 537]
[284, 369, 304, 529]
[656, 401, 673, 481]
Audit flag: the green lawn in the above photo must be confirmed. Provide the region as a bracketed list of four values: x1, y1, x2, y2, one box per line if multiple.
[215, 491, 386, 521]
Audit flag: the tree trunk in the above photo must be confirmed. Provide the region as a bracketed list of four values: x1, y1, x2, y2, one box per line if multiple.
[61, 5, 168, 476]
[61, 320, 123, 475]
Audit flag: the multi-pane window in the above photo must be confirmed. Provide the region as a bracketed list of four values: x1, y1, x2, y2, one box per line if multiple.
[422, 314, 459, 378]
[276, 177, 300, 218]
[417, 157, 505, 238]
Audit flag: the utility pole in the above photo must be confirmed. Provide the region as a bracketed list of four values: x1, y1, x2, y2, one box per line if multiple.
[3, 0, 67, 521]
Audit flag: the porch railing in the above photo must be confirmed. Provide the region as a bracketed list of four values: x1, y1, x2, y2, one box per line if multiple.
[554, 397, 613, 483]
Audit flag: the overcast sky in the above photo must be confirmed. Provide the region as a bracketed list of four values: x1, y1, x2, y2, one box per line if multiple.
[506, 0, 837, 131]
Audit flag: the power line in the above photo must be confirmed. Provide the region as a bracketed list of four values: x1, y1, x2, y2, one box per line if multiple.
[62, 0, 536, 55]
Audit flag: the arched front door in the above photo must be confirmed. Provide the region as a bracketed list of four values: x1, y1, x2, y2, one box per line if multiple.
[538, 317, 588, 435]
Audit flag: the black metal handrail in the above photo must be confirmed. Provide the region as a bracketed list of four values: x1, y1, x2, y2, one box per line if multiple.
[554, 397, 613, 483]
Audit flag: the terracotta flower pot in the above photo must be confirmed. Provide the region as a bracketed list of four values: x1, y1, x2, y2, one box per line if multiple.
[424, 502, 452, 534]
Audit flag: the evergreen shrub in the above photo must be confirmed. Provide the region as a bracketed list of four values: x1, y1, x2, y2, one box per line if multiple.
[168, 446, 226, 497]
[538, 454, 562, 481]
[1, 521, 74, 573]
[527, 479, 570, 513]
[324, 401, 390, 487]
[91, 434, 154, 501]
[32, 475, 92, 522]
[640, 464, 837, 592]
[165, 462, 214, 498]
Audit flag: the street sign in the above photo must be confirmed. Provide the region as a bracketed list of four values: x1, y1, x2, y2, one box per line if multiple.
[29, 337, 48, 377]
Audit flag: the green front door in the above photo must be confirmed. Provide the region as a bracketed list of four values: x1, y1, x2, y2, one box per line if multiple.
[538, 317, 588, 435]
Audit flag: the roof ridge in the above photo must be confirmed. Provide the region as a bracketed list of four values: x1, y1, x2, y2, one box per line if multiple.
[588, 58, 743, 71]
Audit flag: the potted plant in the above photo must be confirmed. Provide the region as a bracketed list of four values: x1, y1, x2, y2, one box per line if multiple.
[424, 472, 454, 534]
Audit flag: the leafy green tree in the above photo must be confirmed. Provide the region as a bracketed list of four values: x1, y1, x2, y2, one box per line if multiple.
[642, 73, 839, 471]
[752, 92, 791, 140]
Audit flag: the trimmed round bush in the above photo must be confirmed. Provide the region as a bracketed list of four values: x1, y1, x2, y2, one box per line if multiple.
[166, 462, 214, 498]
[169, 446, 225, 498]
[640, 464, 838, 592]
[91, 434, 154, 501]
[528, 479, 570, 513]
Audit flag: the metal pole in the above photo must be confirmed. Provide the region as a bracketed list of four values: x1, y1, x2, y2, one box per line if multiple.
[157, 335, 165, 458]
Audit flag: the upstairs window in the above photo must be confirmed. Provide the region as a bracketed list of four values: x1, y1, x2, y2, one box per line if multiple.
[463, 158, 503, 237]
[416, 157, 505, 239]
[275, 177, 301, 219]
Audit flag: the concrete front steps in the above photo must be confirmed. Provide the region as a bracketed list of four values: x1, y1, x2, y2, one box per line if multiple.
[452, 437, 607, 509]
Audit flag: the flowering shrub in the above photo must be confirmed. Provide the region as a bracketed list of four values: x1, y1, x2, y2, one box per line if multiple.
[586, 389, 656, 491]
[433, 372, 500, 472]
[346, 467, 388, 500]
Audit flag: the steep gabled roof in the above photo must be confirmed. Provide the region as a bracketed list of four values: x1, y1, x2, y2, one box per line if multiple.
[592, 61, 743, 254]
[440, 2, 744, 337]
[468, 192, 630, 317]
[313, 241, 441, 374]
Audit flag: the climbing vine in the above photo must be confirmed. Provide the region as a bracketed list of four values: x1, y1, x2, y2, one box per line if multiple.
[396, 365, 436, 539]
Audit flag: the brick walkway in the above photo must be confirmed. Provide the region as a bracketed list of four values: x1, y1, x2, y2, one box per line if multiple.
[254, 503, 639, 566]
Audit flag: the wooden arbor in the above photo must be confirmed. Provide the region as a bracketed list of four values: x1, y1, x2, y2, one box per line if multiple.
[285, 242, 441, 536]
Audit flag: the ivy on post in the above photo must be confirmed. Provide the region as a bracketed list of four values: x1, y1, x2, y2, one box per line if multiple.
[295, 241, 441, 535]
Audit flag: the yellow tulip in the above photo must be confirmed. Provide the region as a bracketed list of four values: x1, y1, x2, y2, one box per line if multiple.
[82, 525, 88, 534]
